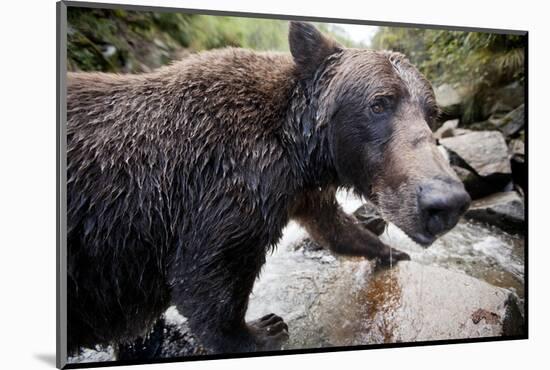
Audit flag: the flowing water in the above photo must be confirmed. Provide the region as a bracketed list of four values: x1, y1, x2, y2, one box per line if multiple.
[379, 220, 524, 300]
[246, 191, 524, 348]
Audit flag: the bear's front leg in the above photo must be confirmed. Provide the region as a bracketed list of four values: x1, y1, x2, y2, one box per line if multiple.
[292, 189, 410, 266]
[170, 231, 288, 354]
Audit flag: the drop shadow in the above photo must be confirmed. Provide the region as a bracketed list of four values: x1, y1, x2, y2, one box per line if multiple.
[34, 353, 57, 367]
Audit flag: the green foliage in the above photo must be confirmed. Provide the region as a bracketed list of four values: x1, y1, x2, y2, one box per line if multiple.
[372, 27, 525, 87]
[67, 7, 363, 73]
[67, 8, 189, 72]
[372, 27, 525, 123]
[183, 15, 289, 51]
[67, 7, 525, 125]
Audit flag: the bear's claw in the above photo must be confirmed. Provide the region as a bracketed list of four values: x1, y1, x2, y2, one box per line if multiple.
[248, 313, 289, 351]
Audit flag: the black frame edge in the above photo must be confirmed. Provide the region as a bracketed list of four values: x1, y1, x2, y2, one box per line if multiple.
[63, 335, 528, 369]
[523, 31, 529, 339]
[57, 1, 68, 369]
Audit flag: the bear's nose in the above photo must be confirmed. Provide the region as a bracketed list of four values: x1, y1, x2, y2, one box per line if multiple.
[417, 179, 471, 237]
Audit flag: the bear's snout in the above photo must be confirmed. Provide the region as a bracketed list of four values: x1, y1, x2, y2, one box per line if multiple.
[415, 179, 471, 245]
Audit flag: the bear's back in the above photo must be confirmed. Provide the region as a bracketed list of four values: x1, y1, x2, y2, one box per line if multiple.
[67, 48, 296, 174]
[66, 48, 298, 253]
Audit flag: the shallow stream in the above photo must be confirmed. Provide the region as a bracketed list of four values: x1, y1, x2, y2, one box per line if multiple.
[246, 191, 524, 348]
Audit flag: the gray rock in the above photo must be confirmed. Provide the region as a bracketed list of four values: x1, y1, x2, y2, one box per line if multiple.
[481, 81, 525, 118]
[502, 104, 525, 137]
[452, 128, 473, 137]
[489, 101, 514, 117]
[469, 120, 498, 132]
[451, 165, 479, 186]
[249, 235, 524, 350]
[435, 145, 477, 191]
[434, 84, 464, 124]
[497, 81, 525, 107]
[364, 262, 524, 342]
[245, 198, 525, 351]
[435, 84, 462, 107]
[465, 192, 525, 234]
[440, 131, 511, 177]
[434, 119, 459, 139]
[482, 81, 525, 118]
[492, 104, 525, 138]
[509, 139, 525, 157]
[437, 134, 513, 199]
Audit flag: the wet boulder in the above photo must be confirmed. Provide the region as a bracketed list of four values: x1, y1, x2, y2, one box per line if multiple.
[509, 139, 525, 158]
[434, 119, 459, 139]
[481, 81, 525, 119]
[433, 119, 474, 140]
[452, 128, 473, 137]
[464, 192, 525, 234]
[435, 84, 462, 107]
[492, 104, 525, 138]
[248, 250, 524, 349]
[246, 216, 525, 350]
[439, 131, 512, 198]
[488, 101, 515, 118]
[440, 131, 511, 177]
[469, 119, 499, 132]
[364, 261, 525, 342]
[434, 84, 464, 123]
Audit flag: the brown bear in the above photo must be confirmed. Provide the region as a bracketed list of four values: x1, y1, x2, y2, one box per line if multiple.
[66, 21, 470, 357]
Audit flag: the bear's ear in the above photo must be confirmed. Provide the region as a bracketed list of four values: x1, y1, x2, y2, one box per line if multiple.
[289, 21, 342, 79]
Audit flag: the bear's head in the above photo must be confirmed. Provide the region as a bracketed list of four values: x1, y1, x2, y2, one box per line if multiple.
[289, 21, 471, 247]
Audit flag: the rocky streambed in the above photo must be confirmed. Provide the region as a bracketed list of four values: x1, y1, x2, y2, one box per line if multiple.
[69, 191, 525, 364]
[246, 192, 525, 349]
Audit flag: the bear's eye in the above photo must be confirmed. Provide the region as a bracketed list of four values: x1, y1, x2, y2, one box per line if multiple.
[370, 97, 390, 115]
[371, 103, 384, 114]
